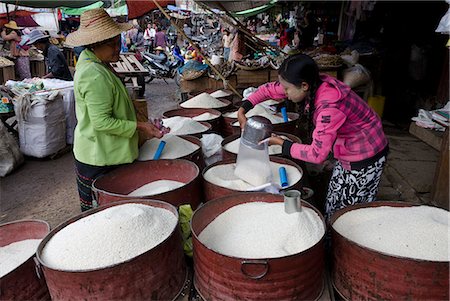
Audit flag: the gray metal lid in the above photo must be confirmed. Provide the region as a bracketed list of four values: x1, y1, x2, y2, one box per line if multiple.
[241, 116, 273, 149]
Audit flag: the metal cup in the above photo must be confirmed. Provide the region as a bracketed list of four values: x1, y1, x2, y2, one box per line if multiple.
[241, 116, 273, 150]
[283, 190, 302, 214]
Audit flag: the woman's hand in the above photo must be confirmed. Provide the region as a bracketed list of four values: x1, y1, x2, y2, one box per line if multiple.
[137, 122, 164, 140]
[261, 134, 285, 146]
[237, 107, 247, 129]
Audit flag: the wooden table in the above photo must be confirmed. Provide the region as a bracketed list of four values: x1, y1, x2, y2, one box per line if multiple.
[409, 123, 449, 209]
[110, 54, 148, 99]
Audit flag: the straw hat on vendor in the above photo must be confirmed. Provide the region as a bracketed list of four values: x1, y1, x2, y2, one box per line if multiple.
[4, 20, 23, 30]
[66, 8, 132, 47]
[66, 8, 165, 212]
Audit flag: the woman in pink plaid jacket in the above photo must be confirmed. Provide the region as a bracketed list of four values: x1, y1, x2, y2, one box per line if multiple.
[238, 54, 389, 222]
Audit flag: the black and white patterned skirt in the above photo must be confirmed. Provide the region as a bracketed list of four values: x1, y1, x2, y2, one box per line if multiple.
[325, 155, 387, 222]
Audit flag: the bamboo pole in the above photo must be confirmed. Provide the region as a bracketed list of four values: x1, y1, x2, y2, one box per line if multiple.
[199, 2, 286, 56]
[151, 0, 242, 98]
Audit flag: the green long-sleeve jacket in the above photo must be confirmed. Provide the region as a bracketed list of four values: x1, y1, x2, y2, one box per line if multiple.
[73, 49, 138, 166]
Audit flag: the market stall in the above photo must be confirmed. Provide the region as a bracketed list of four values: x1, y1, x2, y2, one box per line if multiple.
[2, 2, 449, 301]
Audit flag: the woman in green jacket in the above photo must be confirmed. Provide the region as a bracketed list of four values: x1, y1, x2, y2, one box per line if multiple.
[67, 8, 164, 211]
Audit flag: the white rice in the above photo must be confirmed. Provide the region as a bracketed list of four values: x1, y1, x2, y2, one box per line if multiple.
[204, 162, 301, 191]
[41, 204, 178, 270]
[199, 202, 324, 258]
[333, 205, 450, 261]
[210, 90, 233, 98]
[128, 180, 185, 196]
[224, 105, 290, 124]
[0, 239, 42, 277]
[162, 116, 208, 135]
[223, 137, 283, 155]
[181, 93, 228, 109]
[138, 135, 199, 161]
[192, 112, 220, 121]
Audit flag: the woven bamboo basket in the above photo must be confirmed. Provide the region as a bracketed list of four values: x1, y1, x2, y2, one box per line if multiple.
[235, 61, 270, 71]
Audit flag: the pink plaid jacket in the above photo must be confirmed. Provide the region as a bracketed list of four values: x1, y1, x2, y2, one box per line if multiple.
[247, 75, 388, 170]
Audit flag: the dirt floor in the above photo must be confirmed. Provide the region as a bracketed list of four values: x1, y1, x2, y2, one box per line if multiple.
[0, 79, 445, 228]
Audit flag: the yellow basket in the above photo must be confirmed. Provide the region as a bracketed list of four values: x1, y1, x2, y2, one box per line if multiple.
[368, 95, 385, 118]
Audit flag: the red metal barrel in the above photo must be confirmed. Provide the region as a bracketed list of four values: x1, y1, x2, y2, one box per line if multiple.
[191, 192, 326, 300]
[202, 157, 303, 202]
[179, 135, 205, 171]
[0, 220, 50, 301]
[36, 200, 186, 301]
[163, 108, 222, 134]
[221, 131, 302, 161]
[231, 112, 300, 135]
[221, 114, 237, 137]
[331, 201, 449, 300]
[92, 159, 202, 209]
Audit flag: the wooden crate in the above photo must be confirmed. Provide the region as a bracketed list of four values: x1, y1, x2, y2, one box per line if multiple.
[110, 54, 147, 75]
[0, 65, 15, 84]
[269, 69, 279, 82]
[236, 68, 271, 88]
[180, 75, 238, 94]
[30, 60, 46, 78]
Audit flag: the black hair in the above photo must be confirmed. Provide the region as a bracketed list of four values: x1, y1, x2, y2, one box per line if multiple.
[278, 53, 322, 137]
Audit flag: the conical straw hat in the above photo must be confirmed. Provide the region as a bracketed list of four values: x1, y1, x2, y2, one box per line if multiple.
[66, 8, 132, 47]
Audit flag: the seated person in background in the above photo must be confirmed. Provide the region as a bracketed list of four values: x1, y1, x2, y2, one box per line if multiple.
[146, 46, 167, 64]
[27, 30, 73, 81]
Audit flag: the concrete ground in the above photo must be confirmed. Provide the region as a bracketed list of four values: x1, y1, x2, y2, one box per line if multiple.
[0, 79, 444, 228]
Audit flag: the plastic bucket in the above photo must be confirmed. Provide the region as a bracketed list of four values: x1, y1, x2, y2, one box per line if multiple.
[368, 95, 385, 118]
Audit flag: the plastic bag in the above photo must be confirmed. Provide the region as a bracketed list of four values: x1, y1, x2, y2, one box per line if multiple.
[178, 204, 193, 257]
[0, 122, 23, 177]
[436, 1, 450, 34]
[342, 64, 371, 88]
[235, 140, 273, 187]
[201, 133, 223, 166]
[340, 50, 360, 66]
[242, 87, 257, 100]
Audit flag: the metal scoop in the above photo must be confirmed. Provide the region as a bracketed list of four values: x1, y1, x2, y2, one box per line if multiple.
[283, 190, 302, 214]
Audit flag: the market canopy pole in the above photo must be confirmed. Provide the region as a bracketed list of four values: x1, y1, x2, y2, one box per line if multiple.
[151, 0, 242, 98]
[211, 2, 287, 56]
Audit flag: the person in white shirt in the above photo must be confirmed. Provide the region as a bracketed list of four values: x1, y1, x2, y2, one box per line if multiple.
[143, 23, 156, 51]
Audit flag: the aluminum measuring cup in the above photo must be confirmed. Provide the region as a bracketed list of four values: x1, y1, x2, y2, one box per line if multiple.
[241, 116, 273, 150]
[283, 190, 302, 214]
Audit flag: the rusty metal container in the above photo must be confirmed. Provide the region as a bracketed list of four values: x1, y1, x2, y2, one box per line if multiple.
[331, 201, 449, 301]
[92, 159, 202, 209]
[191, 192, 326, 300]
[202, 157, 303, 202]
[221, 131, 302, 161]
[221, 114, 237, 137]
[36, 200, 186, 301]
[179, 135, 206, 170]
[0, 220, 50, 301]
[231, 112, 300, 135]
[163, 108, 222, 134]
